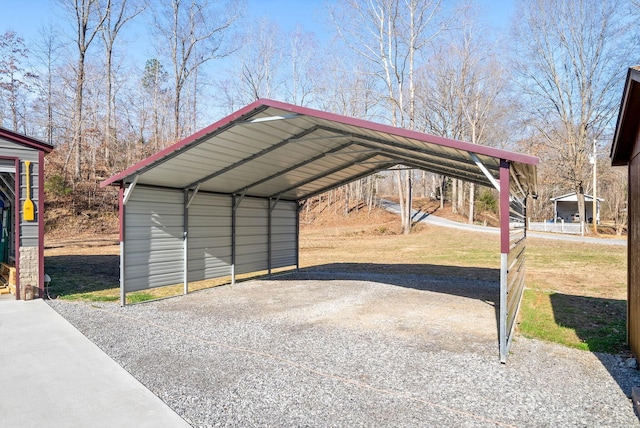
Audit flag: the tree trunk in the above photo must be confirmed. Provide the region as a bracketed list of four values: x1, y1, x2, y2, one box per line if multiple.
[468, 183, 475, 224]
[73, 51, 85, 180]
[576, 181, 586, 233]
[404, 172, 412, 234]
[397, 169, 407, 232]
[451, 179, 458, 214]
[457, 179, 465, 217]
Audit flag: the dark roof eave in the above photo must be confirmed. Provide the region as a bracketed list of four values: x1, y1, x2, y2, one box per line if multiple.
[611, 67, 640, 166]
[0, 127, 54, 153]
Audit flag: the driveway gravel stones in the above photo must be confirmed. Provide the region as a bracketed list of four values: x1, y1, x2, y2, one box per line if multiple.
[48, 271, 640, 427]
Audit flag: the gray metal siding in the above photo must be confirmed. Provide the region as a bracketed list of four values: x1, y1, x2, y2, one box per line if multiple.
[271, 201, 297, 268]
[20, 159, 40, 248]
[187, 193, 232, 281]
[0, 138, 41, 249]
[124, 186, 184, 292]
[235, 197, 269, 274]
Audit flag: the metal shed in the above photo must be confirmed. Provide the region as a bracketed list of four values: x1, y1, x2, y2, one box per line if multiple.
[102, 99, 538, 362]
[611, 66, 640, 359]
[0, 127, 53, 300]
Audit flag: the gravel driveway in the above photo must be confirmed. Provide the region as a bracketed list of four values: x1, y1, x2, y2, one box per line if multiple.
[49, 270, 640, 427]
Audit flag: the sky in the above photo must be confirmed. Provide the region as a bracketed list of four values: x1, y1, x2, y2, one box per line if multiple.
[0, 0, 516, 124]
[0, 0, 515, 49]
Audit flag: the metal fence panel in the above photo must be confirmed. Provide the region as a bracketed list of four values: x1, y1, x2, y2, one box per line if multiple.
[528, 221, 583, 235]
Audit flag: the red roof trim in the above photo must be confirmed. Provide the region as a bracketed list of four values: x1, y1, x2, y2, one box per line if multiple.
[101, 98, 539, 188]
[0, 127, 54, 153]
[255, 99, 540, 165]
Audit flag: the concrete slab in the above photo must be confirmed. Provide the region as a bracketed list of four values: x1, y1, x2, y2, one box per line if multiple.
[0, 299, 190, 428]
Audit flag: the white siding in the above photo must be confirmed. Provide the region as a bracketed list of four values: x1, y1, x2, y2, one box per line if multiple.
[124, 186, 184, 292]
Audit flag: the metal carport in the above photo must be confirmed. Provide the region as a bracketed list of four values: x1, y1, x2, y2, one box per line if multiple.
[102, 99, 538, 362]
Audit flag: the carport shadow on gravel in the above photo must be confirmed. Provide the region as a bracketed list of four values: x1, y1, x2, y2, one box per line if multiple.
[274, 262, 502, 339]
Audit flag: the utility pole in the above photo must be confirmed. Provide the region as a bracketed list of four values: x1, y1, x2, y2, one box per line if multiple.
[591, 139, 598, 235]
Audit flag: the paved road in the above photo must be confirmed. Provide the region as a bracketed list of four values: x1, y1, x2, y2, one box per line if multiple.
[379, 199, 627, 246]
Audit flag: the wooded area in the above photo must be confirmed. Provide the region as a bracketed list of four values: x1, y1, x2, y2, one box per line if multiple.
[0, 0, 637, 234]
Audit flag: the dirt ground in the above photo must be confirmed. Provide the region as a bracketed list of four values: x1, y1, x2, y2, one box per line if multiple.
[260, 271, 499, 352]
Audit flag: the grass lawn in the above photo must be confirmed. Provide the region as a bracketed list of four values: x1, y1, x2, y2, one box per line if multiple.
[44, 209, 628, 354]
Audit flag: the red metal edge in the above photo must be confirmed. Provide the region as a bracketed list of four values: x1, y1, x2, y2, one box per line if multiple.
[0, 155, 21, 300]
[119, 185, 124, 242]
[14, 157, 20, 299]
[0, 127, 53, 153]
[101, 99, 539, 188]
[38, 150, 45, 296]
[500, 160, 511, 254]
[254, 98, 540, 166]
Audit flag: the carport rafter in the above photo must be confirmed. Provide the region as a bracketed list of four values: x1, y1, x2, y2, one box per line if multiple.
[183, 125, 322, 190]
[315, 124, 501, 176]
[357, 143, 494, 185]
[267, 152, 383, 199]
[397, 160, 495, 189]
[229, 140, 357, 195]
[298, 160, 397, 201]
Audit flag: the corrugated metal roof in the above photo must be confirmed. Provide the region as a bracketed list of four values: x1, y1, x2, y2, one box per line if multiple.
[102, 99, 538, 201]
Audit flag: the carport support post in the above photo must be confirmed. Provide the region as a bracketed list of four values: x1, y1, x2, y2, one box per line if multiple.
[231, 195, 236, 285]
[268, 198, 272, 278]
[296, 202, 302, 271]
[183, 190, 189, 295]
[499, 160, 510, 363]
[119, 185, 126, 306]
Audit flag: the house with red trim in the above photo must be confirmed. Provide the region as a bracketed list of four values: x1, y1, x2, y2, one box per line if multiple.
[0, 127, 53, 300]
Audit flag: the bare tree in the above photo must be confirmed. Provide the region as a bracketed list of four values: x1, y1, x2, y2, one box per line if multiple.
[600, 165, 628, 235]
[284, 26, 318, 106]
[224, 18, 282, 106]
[32, 26, 65, 145]
[99, 0, 146, 166]
[153, 0, 242, 141]
[511, 0, 637, 232]
[453, 7, 508, 223]
[59, 0, 110, 180]
[331, 0, 447, 234]
[316, 52, 380, 119]
[0, 31, 37, 132]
